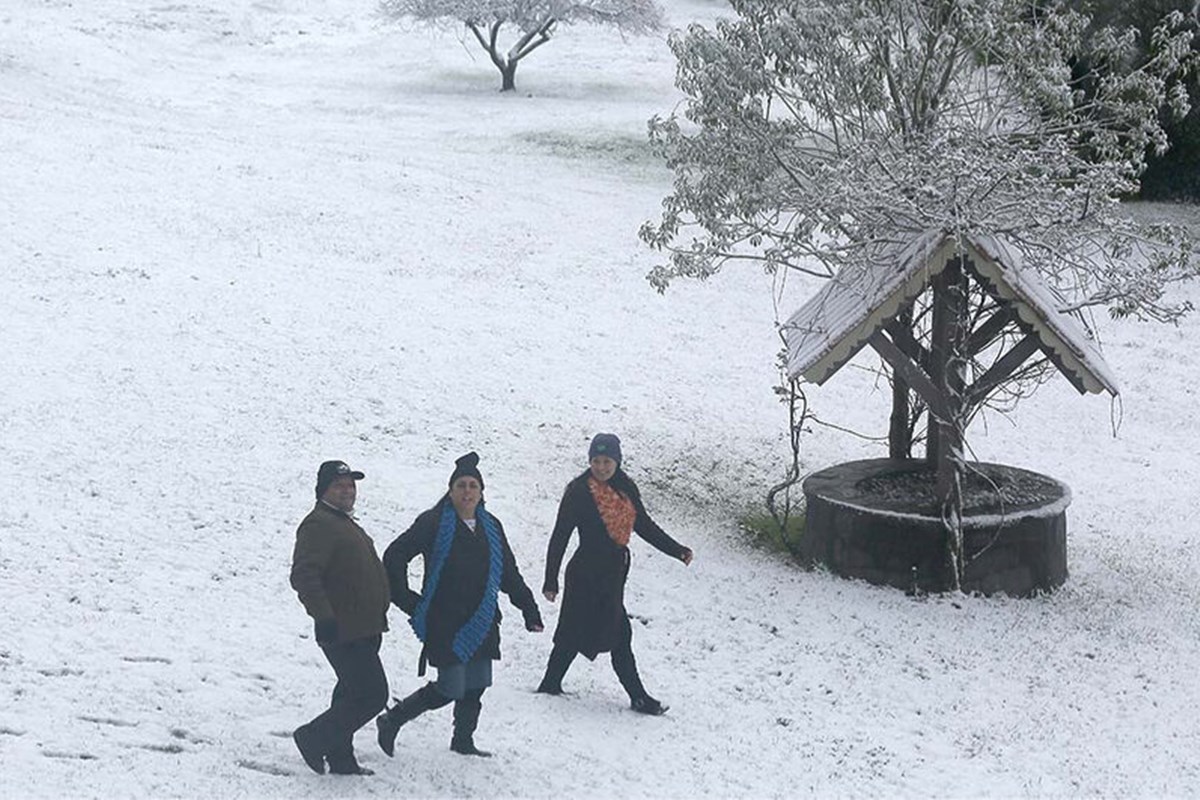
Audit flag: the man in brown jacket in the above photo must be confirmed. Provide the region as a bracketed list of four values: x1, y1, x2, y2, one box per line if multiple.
[290, 460, 390, 776]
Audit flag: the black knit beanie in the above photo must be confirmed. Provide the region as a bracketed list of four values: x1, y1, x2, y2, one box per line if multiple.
[448, 451, 484, 490]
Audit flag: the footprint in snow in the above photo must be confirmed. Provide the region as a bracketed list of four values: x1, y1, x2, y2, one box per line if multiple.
[130, 742, 186, 754]
[170, 727, 212, 745]
[42, 750, 98, 761]
[79, 715, 138, 727]
[234, 671, 274, 682]
[236, 759, 295, 777]
[37, 667, 84, 677]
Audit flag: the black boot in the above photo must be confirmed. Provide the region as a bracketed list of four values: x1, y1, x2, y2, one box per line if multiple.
[630, 695, 669, 716]
[612, 626, 669, 714]
[376, 683, 446, 757]
[612, 632, 649, 703]
[292, 723, 325, 774]
[449, 689, 491, 757]
[328, 760, 374, 776]
[536, 645, 577, 695]
[326, 739, 374, 775]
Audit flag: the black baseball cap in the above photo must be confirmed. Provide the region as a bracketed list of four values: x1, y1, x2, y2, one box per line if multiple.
[315, 460, 364, 498]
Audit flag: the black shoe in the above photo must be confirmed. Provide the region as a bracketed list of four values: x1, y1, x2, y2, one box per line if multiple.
[535, 681, 563, 695]
[376, 711, 400, 758]
[328, 763, 374, 776]
[292, 725, 325, 774]
[450, 738, 493, 757]
[630, 696, 668, 716]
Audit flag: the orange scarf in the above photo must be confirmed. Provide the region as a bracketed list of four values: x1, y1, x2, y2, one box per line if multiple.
[588, 477, 636, 547]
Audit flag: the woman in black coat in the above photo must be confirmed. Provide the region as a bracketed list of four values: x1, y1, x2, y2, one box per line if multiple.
[376, 452, 542, 758]
[538, 433, 693, 715]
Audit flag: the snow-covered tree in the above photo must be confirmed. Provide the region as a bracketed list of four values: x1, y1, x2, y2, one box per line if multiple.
[379, 0, 665, 91]
[643, 0, 1196, 313]
[643, 0, 1197, 427]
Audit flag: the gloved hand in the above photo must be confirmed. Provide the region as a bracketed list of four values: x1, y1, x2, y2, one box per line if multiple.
[524, 610, 544, 633]
[314, 617, 338, 645]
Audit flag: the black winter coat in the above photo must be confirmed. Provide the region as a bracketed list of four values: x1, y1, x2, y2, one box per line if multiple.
[383, 498, 541, 671]
[543, 470, 687, 659]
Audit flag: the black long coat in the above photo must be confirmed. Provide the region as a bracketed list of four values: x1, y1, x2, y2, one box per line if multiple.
[383, 498, 541, 671]
[542, 470, 687, 659]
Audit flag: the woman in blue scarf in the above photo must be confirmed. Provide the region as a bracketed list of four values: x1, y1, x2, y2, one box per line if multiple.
[377, 452, 543, 758]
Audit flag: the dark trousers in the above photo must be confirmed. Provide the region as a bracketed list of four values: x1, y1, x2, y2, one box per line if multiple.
[307, 634, 388, 769]
[544, 615, 647, 700]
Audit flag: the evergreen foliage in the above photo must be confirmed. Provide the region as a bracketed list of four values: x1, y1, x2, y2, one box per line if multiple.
[1068, 0, 1200, 200]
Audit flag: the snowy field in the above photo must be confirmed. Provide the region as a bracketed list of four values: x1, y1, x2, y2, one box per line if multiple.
[2, 0, 1199, 797]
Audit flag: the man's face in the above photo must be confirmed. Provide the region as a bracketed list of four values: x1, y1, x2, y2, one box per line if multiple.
[589, 455, 617, 483]
[322, 476, 357, 512]
[449, 476, 482, 519]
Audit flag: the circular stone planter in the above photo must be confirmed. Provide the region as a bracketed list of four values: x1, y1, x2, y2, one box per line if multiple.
[801, 459, 1069, 596]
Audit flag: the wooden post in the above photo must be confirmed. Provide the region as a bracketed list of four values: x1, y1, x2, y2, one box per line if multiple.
[928, 258, 969, 488]
[888, 305, 914, 460]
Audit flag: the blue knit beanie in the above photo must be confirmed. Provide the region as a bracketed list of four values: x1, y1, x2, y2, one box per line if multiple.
[588, 433, 622, 466]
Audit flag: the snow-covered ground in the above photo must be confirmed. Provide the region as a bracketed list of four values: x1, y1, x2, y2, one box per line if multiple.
[2, 1, 1199, 797]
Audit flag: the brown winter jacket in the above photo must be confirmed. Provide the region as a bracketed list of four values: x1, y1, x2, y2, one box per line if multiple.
[290, 502, 390, 644]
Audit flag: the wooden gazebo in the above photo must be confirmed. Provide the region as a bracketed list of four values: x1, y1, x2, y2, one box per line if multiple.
[787, 231, 1118, 483]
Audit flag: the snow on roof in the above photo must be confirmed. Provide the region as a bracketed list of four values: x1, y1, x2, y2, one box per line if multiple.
[783, 231, 1120, 396]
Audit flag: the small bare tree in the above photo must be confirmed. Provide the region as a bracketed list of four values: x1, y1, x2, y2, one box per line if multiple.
[379, 0, 665, 91]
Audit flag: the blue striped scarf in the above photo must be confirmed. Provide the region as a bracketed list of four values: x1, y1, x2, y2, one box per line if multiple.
[410, 499, 504, 664]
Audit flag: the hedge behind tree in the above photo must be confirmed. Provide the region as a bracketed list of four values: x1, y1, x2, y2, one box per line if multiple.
[1076, 0, 1200, 200]
[1141, 82, 1200, 201]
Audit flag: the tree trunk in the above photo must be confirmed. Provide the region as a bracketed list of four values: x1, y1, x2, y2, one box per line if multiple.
[927, 260, 968, 472]
[500, 62, 517, 92]
[928, 257, 970, 590]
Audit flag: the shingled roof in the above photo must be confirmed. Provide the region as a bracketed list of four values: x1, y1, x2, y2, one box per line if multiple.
[783, 231, 1120, 396]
